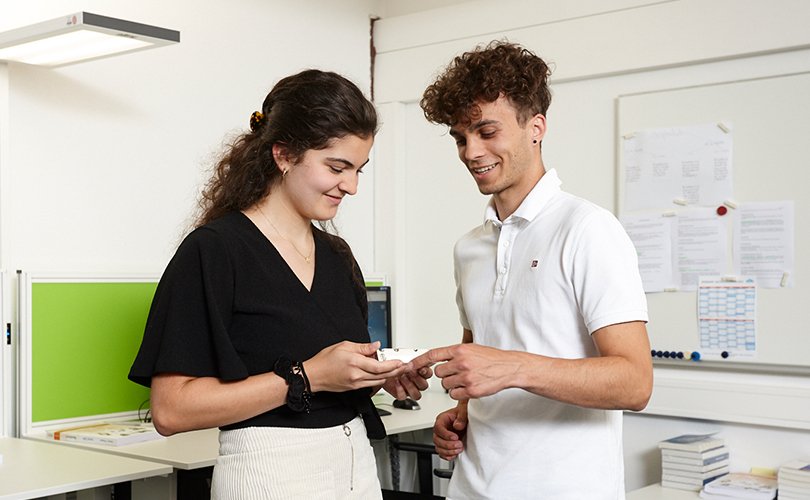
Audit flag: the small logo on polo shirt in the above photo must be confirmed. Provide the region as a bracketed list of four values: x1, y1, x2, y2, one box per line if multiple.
[530, 259, 540, 268]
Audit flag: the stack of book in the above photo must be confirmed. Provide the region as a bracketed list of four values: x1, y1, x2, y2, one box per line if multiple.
[699, 472, 777, 499]
[778, 460, 810, 499]
[659, 433, 729, 491]
[46, 421, 163, 447]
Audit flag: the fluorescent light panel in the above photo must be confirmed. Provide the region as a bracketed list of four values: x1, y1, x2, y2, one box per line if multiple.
[0, 12, 179, 67]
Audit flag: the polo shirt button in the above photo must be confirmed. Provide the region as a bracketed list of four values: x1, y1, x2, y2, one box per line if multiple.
[500, 267, 507, 274]
[503, 241, 510, 247]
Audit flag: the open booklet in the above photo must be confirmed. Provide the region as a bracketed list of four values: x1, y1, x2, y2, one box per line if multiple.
[700, 472, 777, 500]
[47, 421, 163, 446]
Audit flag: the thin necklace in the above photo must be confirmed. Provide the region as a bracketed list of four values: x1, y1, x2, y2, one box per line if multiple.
[257, 205, 313, 263]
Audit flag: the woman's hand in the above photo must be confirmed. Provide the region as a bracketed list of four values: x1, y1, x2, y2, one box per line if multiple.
[304, 341, 409, 393]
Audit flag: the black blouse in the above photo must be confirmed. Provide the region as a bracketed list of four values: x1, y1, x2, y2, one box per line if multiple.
[128, 211, 385, 438]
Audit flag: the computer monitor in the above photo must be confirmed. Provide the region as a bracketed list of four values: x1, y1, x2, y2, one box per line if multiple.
[366, 285, 392, 349]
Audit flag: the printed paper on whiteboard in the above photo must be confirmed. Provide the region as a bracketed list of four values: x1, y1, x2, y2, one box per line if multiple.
[622, 123, 733, 212]
[733, 201, 794, 288]
[674, 208, 729, 291]
[698, 276, 757, 359]
[620, 214, 674, 292]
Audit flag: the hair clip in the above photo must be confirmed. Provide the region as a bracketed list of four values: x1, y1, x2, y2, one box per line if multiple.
[249, 111, 266, 132]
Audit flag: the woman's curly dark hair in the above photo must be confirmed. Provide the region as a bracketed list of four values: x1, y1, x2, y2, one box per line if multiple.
[194, 70, 377, 308]
[197, 69, 378, 228]
[420, 40, 552, 126]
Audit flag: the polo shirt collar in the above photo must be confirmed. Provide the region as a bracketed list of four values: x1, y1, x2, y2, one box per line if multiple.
[484, 168, 562, 225]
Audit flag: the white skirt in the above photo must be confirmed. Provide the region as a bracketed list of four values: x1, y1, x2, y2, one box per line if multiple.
[211, 416, 382, 500]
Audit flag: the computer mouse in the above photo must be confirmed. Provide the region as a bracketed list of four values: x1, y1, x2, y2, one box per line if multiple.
[392, 398, 421, 410]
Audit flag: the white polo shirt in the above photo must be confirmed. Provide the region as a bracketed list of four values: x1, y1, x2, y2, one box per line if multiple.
[448, 169, 648, 500]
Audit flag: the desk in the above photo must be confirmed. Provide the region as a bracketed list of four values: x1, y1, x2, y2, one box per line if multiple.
[0, 437, 172, 500]
[28, 389, 454, 469]
[29, 428, 219, 499]
[30, 428, 219, 471]
[627, 484, 700, 499]
[378, 391, 455, 434]
[23, 393, 453, 499]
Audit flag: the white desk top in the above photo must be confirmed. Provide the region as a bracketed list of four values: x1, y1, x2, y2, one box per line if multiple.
[378, 391, 455, 435]
[0, 437, 172, 500]
[29, 427, 220, 470]
[627, 484, 700, 500]
[25, 391, 454, 472]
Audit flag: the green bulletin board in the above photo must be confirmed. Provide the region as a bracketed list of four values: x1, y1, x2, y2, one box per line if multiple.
[31, 281, 157, 422]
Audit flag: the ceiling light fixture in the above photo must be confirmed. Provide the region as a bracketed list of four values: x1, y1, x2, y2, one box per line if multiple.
[0, 12, 179, 67]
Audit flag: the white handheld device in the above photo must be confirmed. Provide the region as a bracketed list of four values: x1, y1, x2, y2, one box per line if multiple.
[377, 348, 428, 363]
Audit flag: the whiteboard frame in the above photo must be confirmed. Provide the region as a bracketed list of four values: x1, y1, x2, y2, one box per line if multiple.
[617, 71, 810, 368]
[617, 72, 810, 429]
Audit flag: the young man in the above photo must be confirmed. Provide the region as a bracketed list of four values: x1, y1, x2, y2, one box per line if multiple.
[412, 41, 653, 499]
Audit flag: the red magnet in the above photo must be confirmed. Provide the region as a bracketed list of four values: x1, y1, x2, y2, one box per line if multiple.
[716, 205, 728, 216]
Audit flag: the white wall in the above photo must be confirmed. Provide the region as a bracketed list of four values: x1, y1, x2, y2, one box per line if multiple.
[372, 0, 810, 491]
[0, 0, 378, 436]
[0, 0, 377, 274]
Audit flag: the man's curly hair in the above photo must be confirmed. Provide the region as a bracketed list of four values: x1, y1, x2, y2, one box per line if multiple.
[420, 40, 552, 127]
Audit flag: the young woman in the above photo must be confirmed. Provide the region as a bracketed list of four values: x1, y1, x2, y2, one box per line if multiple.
[129, 69, 428, 499]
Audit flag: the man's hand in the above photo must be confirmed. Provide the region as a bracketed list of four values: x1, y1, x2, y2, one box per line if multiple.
[411, 344, 522, 400]
[433, 402, 468, 460]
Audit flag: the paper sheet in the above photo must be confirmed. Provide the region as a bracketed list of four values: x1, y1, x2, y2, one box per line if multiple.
[622, 123, 733, 211]
[620, 214, 674, 292]
[675, 208, 729, 291]
[698, 276, 757, 359]
[733, 201, 794, 288]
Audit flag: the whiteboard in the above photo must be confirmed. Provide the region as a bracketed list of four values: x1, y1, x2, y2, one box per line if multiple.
[617, 72, 810, 369]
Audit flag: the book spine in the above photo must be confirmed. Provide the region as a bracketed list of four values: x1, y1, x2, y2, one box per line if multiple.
[779, 472, 810, 484]
[663, 460, 729, 473]
[77, 435, 118, 446]
[662, 472, 727, 485]
[659, 443, 724, 453]
[779, 468, 810, 478]
[660, 479, 701, 491]
[52, 425, 91, 440]
[662, 452, 730, 466]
